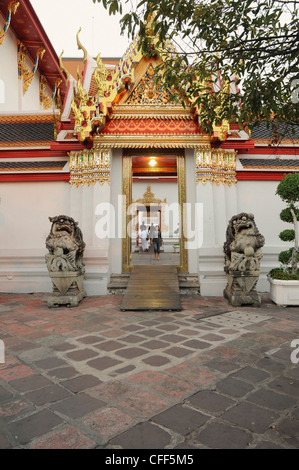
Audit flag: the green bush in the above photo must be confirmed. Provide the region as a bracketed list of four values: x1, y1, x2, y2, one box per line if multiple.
[269, 173, 299, 280]
[268, 268, 299, 281]
[279, 229, 295, 242]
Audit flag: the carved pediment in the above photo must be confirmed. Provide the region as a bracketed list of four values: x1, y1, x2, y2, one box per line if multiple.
[125, 63, 176, 106]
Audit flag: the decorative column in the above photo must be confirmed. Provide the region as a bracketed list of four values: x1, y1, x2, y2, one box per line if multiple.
[122, 155, 133, 273]
[196, 146, 239, 296]
[177, 155, 188, 273]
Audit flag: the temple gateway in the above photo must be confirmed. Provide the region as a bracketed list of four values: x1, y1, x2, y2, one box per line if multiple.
[1, 1, 298, 298]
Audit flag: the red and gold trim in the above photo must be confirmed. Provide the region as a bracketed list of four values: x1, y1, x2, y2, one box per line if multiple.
[103, 118, 201, 135]
[0, 114, 54, 124]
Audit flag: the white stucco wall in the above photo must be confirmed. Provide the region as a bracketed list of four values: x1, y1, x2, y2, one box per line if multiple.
[0, 182, 70, 292]
[0, 181, 111, 295]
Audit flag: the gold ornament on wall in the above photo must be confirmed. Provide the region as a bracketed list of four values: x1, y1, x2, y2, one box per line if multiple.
[69, 149, 111, 187]
[133, 185, 168, 233]
[18, 41, 45, 95]
[0, 1, 19, 46]
[196, 148, 237, 186]
[39, 75, 53, 110]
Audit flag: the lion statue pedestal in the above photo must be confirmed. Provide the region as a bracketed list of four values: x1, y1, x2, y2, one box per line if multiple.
[45, 215, 86, 307]
[223, 213, 265, 307]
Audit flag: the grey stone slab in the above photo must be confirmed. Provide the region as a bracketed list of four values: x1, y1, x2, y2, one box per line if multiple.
[216, 377, 254, 397]
[255, 357, 286, 373]
[275, 416, 299, 439]
[0, 384, 13, 401]
[62, 374, 102, 392]
[140, 340, 170, 349]
[268, 376, 299, 397]
[87, 356, 122, 371]
[187, 390, 235, 413]
[7, 341, 39, 353]
[109, 422, 172, 449]
[191, 422, 252, 449]
[164, 346, 194, 358]
[152, 404, 209, 436]
[9, 374, 52, 392]
[142, 355, 170, 366]
[205, 360, 240, 373]
[182, 339, 211, 350]
[33, 357, 69, 369]
[114, 347, 148, 359]
[50, 393, 105, 419]
[66, 348, 99, 361]
[223, 402, 279, 433]
[24, 384, 72, 406]
[77, 335, 103, 344]
[247, 388, 297, 410]
[7, 410, 63, 445]
[17, 347, 54, 363]
[231, 366, 270, 383]
[94, 340, 127, 351]
[160, 334, 187, 343]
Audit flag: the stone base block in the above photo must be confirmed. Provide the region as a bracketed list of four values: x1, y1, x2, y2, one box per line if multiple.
[224, 272, 261, 307]
[47, 271, 86, 308]
[47, 290, 86, 308]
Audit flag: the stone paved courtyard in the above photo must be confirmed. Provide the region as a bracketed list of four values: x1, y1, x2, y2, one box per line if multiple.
[0, 292, 298, 449]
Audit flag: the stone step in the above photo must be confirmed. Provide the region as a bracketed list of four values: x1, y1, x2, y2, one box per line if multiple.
[179, 280, 201, 288]
[108, 272, 200, 294]
[110, 273, 130, 279]
[178, 273, 199, 282]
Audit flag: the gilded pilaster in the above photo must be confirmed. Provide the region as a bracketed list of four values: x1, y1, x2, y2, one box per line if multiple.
[177, 155, 188, 273]
[122, 156, 133, 273]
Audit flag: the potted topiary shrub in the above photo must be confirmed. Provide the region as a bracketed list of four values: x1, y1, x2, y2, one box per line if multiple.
[268, 173, 299, 306]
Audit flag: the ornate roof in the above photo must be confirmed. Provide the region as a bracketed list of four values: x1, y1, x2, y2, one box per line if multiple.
[0, 114, 55, 148]
[58, 34, 223, 146]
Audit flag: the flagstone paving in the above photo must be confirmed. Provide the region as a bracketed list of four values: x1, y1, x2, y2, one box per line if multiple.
[0, 292, 298, 449]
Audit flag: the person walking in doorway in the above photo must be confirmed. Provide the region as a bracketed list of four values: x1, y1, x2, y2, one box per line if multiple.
[153, 225, 163, 260]
[140, 226, 149, 252]
[149, 222, 155, 246]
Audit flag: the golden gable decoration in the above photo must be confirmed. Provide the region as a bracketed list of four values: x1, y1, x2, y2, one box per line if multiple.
[126, 64, 174, 106]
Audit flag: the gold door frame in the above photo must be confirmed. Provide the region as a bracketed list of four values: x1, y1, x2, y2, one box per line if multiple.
[122, 156, 133, 272]
[122, 153, 188, 273]
[177, 155, 188, 273]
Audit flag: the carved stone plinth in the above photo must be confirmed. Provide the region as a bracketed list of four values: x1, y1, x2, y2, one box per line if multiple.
[47, 271, 86, 308]
[223, 271, 261, 307]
